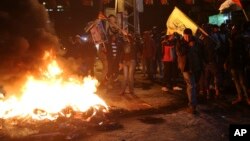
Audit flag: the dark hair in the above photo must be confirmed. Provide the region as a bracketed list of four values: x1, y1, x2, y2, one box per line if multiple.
[183, 28, 192, 35]
[108, 14, 116, 18]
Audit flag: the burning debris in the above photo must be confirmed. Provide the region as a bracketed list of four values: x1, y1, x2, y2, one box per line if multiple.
[0, 57, 110, 139]
[0, 1, 112, 139]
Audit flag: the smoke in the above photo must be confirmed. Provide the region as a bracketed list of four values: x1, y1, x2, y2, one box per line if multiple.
[0, 0, 59, 93]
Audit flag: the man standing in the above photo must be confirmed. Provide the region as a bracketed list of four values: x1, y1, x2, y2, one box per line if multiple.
[120, 34, 137, 95]
[176, 28, 203, 114]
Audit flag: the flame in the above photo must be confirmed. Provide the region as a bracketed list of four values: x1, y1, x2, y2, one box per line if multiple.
[0, 56, 108, 121]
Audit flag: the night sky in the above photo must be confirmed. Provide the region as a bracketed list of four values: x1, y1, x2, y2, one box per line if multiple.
[32, 0, 250, 39]
[44, 0, 193, 37]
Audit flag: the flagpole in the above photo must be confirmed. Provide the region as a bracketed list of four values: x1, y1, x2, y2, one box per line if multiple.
[242, 8, 249, 21]
[198, 27, 209, 37]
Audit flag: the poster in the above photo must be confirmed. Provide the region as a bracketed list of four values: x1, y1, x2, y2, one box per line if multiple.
[90, 20, 107, 44]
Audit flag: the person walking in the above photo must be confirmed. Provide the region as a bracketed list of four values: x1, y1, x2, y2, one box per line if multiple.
[120, 34, 137, 95]
[176, 28, 203, 114]
[227, 24, 250, 105]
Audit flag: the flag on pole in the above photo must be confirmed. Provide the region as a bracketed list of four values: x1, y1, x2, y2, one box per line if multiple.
[219, 0, 249, 21]
[81, 0, 93, 6]
[184, 0, 194, 5]
[219, 0, 241, 12]
[160, 0, 168, 5]
[232, 0, 242, 8]
[144, 0, 153, 5]
[166, 7, 198, 35]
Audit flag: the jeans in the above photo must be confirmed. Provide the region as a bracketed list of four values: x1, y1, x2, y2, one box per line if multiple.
[121, 60, 136, 93]
[182, 72, 197, 107]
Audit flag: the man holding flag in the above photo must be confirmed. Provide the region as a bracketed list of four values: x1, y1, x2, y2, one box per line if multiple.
[166, 7, 204, 114]
[175, 28, 204, 114]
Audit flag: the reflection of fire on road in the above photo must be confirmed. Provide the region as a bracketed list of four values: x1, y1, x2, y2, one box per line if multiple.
[0, 52, 108, 121]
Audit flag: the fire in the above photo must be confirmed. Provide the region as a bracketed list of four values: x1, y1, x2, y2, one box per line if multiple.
[0, 57, 108, 121]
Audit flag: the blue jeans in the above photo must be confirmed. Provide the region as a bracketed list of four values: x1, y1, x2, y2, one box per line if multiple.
[121, 60, 136, 93]
[182, 72, 197, 107]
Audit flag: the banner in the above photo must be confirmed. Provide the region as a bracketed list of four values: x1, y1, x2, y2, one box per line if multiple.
[116, 0, 125, 12]
[137, 0, 144, 12]
[166, 7, 198, 35]
[90, 20, 108, 44]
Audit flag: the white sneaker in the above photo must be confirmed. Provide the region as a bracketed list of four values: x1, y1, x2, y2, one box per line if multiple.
[161, 87, 169, 92]
[173, 86, 182, 91]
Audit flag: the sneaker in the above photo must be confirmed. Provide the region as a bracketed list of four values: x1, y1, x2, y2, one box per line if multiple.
[186, 106, 197, 115]
[246, 98, 250, 105]
[161, 87, 169, 92]
[232, 97, 242, 105]
[173, 86, 182, 91]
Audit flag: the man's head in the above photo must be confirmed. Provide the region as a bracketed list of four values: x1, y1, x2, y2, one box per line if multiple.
[183, 28, 192, 42]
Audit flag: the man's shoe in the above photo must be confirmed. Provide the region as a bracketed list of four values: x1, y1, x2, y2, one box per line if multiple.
[173, 86, 182, 91]
[186, 106, 197, 115]
[232, 97, 242, 105]
[246, 98, 250, 105]
[161, 87, 169, 92]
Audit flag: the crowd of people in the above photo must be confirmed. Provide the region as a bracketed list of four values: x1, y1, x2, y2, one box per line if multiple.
[64, 18, 250, 115]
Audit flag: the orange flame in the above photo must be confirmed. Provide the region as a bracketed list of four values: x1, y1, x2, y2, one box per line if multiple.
[0, 55, 108, 121]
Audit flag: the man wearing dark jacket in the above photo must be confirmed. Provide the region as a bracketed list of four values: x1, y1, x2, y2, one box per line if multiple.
[176, 28, 203, 114]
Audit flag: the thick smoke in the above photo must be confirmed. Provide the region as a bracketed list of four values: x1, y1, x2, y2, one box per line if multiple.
[0, 0, 59, 94]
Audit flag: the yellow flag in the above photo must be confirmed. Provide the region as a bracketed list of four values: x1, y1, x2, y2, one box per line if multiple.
[166, 7, 198, 35]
